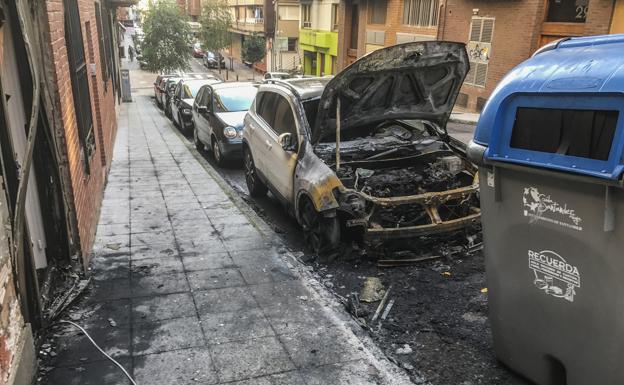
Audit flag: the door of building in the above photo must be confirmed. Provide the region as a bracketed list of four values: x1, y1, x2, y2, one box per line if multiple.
[611, 0, 624, 33]
[539, 0, 587, 47]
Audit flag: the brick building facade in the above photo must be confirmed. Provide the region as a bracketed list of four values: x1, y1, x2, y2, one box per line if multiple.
[0, 0, 128, 382]
[337, 0, 622, 111]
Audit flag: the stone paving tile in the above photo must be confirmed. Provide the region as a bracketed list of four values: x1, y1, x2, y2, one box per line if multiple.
[209, 336, 296, 383]
[90, 254, 130, 280]
[130, 272, 190, 297]
[200, 307, 275, 344]
[130, 255, 185, 277]
[186, 267, 246, 291]
[280, 327, 367, 369]
[301, 360, 383, 385]
[130, 244, 177, 260]
[133, 347, 219, 385]
[181, 251, 236, 271]
[228, 371, 307, 385]
[87, 277, 131, 302]
[193, 286, 258, 315]
[132, 292, 197, 323]
[68, 298, 131, 330]
[50, 325, 130, 366]
[44, 358, 132, 385]
[132, 316, 205, 355]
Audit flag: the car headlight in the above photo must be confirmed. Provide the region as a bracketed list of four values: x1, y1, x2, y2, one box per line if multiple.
[183, 108, 191, 114]
[223, 126, 237, 139]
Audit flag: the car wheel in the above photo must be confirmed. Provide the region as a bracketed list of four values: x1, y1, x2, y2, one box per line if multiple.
[300, 197, 340, 260]
[212, 138, 225, 167]
[244, 147, 267, 197]
[194, 128, 204, 151]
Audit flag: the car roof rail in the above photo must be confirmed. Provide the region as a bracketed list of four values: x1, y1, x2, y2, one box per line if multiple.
[263, 79, 301, 98]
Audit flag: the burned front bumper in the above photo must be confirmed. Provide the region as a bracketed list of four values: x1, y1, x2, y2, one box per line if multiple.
[342, 179, 481, 240]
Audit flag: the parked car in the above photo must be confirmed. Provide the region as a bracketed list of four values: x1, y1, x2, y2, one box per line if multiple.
[192, 42, 204, 58]
[203, 51, 226, 69]
[263, 72, 292, 81]
[171, 77, 221, 133]
[153, 74, 179, 109]
[242, 42, 480, 255]
[163, 77, 183, 118]
[192, 82, 258, 166]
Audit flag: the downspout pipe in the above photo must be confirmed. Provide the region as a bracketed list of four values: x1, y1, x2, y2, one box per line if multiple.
[13, 0, 42, 312]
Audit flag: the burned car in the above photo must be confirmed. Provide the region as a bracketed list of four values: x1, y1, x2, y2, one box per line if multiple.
[242, 42, 480, 254]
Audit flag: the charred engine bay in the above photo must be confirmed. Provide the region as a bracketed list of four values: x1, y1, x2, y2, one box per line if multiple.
[314, 120, 479, 230]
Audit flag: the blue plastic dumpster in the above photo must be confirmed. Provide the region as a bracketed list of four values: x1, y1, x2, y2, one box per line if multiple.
[468, 34, 624, 385]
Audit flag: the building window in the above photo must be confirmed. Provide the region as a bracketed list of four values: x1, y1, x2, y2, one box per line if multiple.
[94, 2, 109, 89]
[302, 4, 312, 28]
[349, 4, 359, 49]
[403, 0, 439, 27]
[465, 17, 494, 88]
[331, 4, 339, 30]
[368, 0, 387, 24]
[288, 37, 298, 51]
[546, 0, 588, 23]
[253, 6, 263, 21]
[64, 0, 96, 171]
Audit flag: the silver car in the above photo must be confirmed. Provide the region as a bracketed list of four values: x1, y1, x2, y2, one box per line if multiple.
[242, 42, 481, 256]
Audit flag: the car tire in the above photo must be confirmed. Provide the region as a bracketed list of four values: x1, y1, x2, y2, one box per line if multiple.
[212, 138, 225, 167]
[299, 197, 340, 260]
[244, 147, 267, 197]
[194, 127, 204, 151]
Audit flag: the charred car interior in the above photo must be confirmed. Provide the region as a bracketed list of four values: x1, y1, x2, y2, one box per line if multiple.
[314, 119, 480, 240]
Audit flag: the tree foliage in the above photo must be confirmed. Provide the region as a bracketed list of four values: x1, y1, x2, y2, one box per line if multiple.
[142, 1, 192, 73]
[200, 0, 231, 53]
[242, 33, 266, 66]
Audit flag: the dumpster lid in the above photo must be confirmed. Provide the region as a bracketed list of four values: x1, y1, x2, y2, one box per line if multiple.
[473, 34, 624, 180]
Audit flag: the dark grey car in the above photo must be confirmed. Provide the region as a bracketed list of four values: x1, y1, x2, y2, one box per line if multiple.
[192, 82, 257, 166]
[170, 78, 220, 134]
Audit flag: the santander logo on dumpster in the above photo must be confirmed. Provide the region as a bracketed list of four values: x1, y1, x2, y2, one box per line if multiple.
[522, 187, 583, 231]
[528, 249, 580, 302]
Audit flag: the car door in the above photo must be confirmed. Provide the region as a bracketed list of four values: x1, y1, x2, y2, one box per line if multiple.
[193, 87, 204, 133]
[256, 91, 299, 203]
[248, 92, 278, 178]
[196, 86, 212, 143]
[172, 83, 182, 122]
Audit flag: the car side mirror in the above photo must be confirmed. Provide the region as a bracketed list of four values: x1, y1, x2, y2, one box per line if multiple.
[277, 133, 295, 152]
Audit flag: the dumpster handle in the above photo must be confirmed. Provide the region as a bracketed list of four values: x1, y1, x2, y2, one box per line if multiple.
[493, 166, 502, 203]
[604, 185, 615, 232]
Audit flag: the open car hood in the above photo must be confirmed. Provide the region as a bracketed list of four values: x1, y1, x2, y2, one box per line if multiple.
[312, 42, 469, 144]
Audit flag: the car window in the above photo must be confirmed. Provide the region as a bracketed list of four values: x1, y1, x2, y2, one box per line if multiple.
[213, 86, 257, 113]
[302, 99, 319, 129]
[195, 89, 203, 104]
[256, 92, 278, 126]
[202, 87, 212, 107]
[183, 82, 204, 99]
[272, 95, 297, 137]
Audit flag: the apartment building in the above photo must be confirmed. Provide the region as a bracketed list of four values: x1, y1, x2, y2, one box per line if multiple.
[1, 0, 127, 382]
[300, 0, 340, 75]
[337, 0, 438, 68]
[228, 0, 268, 70]
[336, 0, 623, 111]
[267, 0, 301, 72]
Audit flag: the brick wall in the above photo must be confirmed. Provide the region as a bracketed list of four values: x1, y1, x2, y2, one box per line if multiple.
[440, 0, 617, 111]
[43, 0, 118, 265]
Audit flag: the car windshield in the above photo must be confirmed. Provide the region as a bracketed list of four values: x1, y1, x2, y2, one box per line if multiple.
[214, 86, 257, 112]
[183, 82, 205, 99]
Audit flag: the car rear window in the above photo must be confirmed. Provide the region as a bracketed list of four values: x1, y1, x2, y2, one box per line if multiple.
[510, 107, 619, 161]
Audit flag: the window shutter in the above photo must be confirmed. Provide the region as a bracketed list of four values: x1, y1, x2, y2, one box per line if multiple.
[466, 16, 494, 88]
[481, 18, 494, 43]
[470, 18, 482, 42]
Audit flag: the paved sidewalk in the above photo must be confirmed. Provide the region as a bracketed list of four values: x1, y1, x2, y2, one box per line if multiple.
[40, 92, 410, 385]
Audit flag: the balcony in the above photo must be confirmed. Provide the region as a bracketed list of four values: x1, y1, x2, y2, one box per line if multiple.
[299, 29, 337, 51]
[231, 18, 265, 34]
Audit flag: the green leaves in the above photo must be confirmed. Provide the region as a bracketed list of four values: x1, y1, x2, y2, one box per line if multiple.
[242, 33, 266, 66]
[199, 0, 231, 53]
[141, 0, 193, 74]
